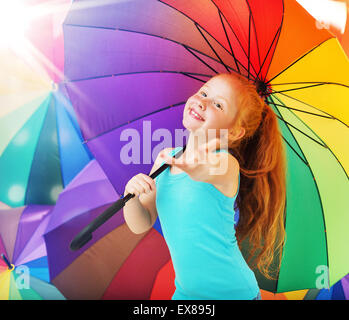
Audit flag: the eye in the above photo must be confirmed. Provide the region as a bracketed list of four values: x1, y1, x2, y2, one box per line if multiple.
[200, 91, 207, 97]
[215, 102, 223, 109]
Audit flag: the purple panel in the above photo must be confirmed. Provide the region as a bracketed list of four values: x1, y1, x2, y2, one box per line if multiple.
[12, 205, 52, 266]
[45, 179, 119, 234]
[0, 207, 24, 263]
[65, 73, 204, 140]
[87, 104, 189, 195]
[44, 203, 125, 280]
[64, 0, 236, 73]
[342, 274, 349, 300]
[64, 26, 220, 81]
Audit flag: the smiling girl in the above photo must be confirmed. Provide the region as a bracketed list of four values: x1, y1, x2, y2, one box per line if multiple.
[123, 72, 287, 300]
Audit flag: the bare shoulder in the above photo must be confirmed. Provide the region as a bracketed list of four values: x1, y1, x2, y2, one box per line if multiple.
[211, 151, 240, 198]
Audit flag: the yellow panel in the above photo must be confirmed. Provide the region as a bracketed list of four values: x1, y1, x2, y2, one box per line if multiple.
[0, 270, 11, 300]
[283, 289, 308, 300]
[270, 38, 349, 126]
[271, 93, 349, 175]
[0, 48, 51, 117]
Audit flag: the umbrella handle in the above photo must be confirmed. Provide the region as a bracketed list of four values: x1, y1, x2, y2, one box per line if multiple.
[69, 144, 187, 251]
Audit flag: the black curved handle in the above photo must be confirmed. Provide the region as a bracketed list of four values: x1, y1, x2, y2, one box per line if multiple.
[69, 145, 186, 251]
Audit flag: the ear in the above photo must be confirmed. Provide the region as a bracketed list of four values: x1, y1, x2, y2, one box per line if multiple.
[229, 126, 245, 141]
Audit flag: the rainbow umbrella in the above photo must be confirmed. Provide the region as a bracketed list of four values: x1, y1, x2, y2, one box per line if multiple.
[0, 0, 93, 208]
[44, 160, 171, 299]
[0, 205, 65, 300]
[63, 0, 349, 293]
[0, 50, 93, 207]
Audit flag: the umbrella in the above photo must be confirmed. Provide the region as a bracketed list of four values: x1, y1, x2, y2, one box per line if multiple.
[63, 0, 349, 293]
[0, 51, 93, 207]
[0, 0, 93, 208]
[0, 205, 65, 300]
[44, 159, 171, 299]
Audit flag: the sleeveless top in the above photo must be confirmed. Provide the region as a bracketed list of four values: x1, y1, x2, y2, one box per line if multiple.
[155, 146, 260, 300]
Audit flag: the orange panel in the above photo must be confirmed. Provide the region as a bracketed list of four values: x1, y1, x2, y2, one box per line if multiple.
[267, 0, 333, 81]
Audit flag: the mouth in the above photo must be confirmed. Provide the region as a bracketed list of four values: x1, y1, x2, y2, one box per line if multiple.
[189, 107, 205, 121]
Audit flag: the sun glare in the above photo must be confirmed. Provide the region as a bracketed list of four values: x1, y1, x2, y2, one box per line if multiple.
[0, 2, 31, 50]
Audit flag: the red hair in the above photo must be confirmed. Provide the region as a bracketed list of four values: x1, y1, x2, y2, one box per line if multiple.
[214, 73, 287, 280]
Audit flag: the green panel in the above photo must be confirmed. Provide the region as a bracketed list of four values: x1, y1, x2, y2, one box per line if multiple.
[12, 272, 43, 300]
[0, 95, 48, 157]
[274, 94, 349, 289]
[25, 95, 63, 204]
[9, 273, 22, 300]
[239, 97, 327, 293]
[0, 96, 50, 207]
[29, 276, 66, 300]
[272, 97, 327, 292]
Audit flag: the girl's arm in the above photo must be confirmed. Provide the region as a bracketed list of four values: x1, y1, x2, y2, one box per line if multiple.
[123, 148, 172, 234]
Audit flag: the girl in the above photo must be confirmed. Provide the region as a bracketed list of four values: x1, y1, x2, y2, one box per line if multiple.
[123, 72, 287, 300]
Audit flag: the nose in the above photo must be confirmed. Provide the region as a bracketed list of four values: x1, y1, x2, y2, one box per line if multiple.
[198, 99, 208, 110]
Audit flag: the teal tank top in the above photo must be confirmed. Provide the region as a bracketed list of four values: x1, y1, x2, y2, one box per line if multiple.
[155, 146, 260, 300]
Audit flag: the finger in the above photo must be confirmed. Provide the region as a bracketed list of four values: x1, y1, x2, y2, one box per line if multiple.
[127, 186, 139, 197]
[197, 138, 220, 159]
[136, 178, 151, 194]
[141, 174, 156, 191]
[160, 152, 186, 167]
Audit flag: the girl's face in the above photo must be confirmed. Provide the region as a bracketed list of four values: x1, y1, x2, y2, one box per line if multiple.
[182, 75, 238, 137]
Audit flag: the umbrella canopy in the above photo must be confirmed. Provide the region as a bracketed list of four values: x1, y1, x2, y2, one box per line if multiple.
[0, 205, 65, 300]
[63, 0, 349, 293]
[0, 0, 93, 208]
[44, 159, 171, 299]
[0, 51, 93, 207]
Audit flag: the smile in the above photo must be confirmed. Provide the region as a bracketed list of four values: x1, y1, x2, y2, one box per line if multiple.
[189, 108, 205, 121]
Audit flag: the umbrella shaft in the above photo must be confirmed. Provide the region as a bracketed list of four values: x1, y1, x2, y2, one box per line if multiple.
[1, 253, 12, 270]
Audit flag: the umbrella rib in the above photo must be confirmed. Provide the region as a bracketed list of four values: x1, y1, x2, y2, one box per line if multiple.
[263, 0, 285, 84]
[271, 94, 349, 181]
[268, 101, 330, 284]
[275, 114, 327, 148]
[182, 45, 219, 74]
[180, 72, 208, 83]
[194, 22, 231, 73]
[157, 0, 250, 73]
[245, 0, 262, 73]
[266, 37, 333, 84]
[64, 23, 234, 78]
[255, 26, 282, 83]
[209, 0, 259, 78]
[83, 101, 187, 143]
[270, 97, 329, 149]
[270, 83, 328, 94]
[247, 10, 252, 80]
[268, 97, 328, 149]
[281, 134, 308, 166]
[63, 70, 212, 85]
[271, 90, 349, 128]
[271, 81, 349, 90]
[217, 9, 241, 73]
[269, 103, 333, 120]
[244, 0, 263, 81]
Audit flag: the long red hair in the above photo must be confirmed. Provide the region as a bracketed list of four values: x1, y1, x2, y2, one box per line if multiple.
[215, 73, 287, 280]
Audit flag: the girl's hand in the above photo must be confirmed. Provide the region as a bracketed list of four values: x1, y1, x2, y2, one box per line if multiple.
[160, 138, 224, 182]
[123, 173, 156, 199]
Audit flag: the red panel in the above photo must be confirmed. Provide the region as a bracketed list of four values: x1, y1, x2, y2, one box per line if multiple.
[150, 259, 176, 300]
[102, 228, 171, 300]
